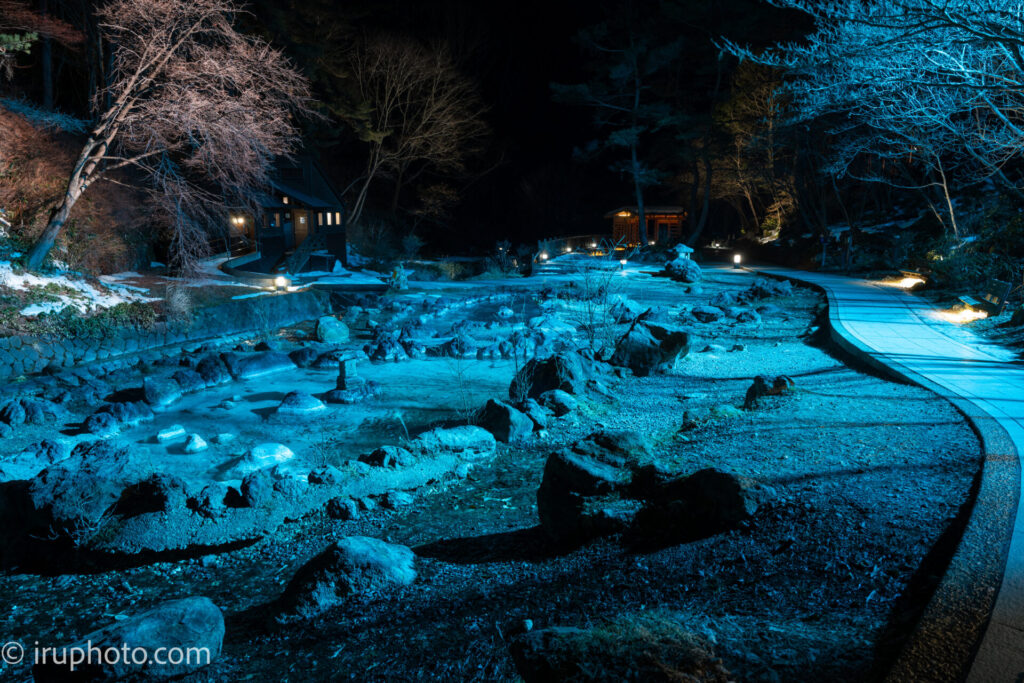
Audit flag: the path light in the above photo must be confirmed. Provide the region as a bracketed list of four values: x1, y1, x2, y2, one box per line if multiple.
[733, 253, 742, 268]
[649, 240, 655, 246]
[619, 258, 628, 268]
[936, 308, 988, 324]
[897, 276, 926, 289]
[590, 241, 597, 249]
[539, 252, 549, 261]
[565, 246, 572, 253]
[274, 276, 290, 291]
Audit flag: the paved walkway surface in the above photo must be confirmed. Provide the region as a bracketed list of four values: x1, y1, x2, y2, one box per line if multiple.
[752, 266, 1024, 680]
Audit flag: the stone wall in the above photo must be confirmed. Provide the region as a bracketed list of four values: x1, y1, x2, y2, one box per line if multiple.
[0, 289, 330, 381]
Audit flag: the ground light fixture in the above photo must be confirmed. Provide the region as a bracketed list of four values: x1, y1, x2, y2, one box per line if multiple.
[733, 253, 742, 268]
[274, 276, 290, 291]
[539, 252, 549, 261]
[936, 307, 988, 324]
[619, 258, 628, 268]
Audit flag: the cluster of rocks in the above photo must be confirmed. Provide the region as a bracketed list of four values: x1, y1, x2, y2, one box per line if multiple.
[0, 396, 63, 438]
[537, 429, 769, 548]
[0, 415, 496, 567]
[34, 530, 421, 678]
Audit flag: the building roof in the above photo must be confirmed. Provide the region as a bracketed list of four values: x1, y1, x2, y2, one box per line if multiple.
[268, 179, 336, 210]
[256, 156, 344, 212]
[604, 206, 686, 218]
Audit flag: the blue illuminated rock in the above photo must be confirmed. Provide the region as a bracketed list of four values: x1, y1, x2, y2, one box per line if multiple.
[32, 597, 224, 682]
[143, 376, 182, 407]
[277, 536, 416, 620]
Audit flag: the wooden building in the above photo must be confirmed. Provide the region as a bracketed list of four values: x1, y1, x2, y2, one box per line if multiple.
[229, 157, 346, 273]
[605, 206, 686, 246]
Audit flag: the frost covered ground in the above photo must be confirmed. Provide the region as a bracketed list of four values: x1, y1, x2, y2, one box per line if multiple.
[0, 259, 980, 681]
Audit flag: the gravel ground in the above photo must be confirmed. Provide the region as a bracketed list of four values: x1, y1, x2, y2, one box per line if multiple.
[0, 268, 980, 682]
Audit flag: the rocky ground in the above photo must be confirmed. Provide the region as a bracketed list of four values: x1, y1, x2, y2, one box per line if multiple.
[0, 258, 980, 681]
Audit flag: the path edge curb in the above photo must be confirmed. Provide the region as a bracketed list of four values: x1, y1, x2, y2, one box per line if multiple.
[754, 268, 1019, 682]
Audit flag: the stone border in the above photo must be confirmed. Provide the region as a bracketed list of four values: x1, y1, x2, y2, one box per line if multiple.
[752, 267, 1018, 682]
[0, 289, 331, 383]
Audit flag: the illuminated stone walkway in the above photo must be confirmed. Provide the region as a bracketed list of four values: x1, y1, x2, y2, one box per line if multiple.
[751, 266, 1024, 681]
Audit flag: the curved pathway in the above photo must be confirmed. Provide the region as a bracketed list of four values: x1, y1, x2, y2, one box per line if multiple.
[751, 266, 1023, 681]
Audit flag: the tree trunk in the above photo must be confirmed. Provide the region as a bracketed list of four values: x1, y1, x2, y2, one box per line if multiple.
[631, 143, 647, 245]
[390, 165, 405, 216]
[687, 151, 713, 245]
[40, 0, 53, 109]
[26, 181, 83, 269]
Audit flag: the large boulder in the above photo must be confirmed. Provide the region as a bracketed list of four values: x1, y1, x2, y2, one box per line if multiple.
[170, 368, 206, 394]
[476, 399, 533, 442]
[32, 597, 224, 682]
[17, 440, 144, 543]
[536, 430, 655, 544]
[196, 356, 232, 387]
[631, 468, 761, 548]
[510, 618, 730, 683]
[537, 449, 639, 544]
[665, 256, 702, 283]
[509, 354, 587, 401]
[316, 316, 351, 343]
[276, 537, 416, 620]
[609, 324, 689, 377]
[143, 376, 182, 408]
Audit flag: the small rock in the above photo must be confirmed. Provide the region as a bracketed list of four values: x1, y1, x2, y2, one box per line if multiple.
[183, 433, 208, 454]
[539, 389, 577, 417]
[157, 424, 187, 443]
[381, 491, 415, 509]
[316, 316, 351, 343]
[359, 446, 415, 468]
[326, 497, 360, 520]
[690, 305, 725, 323]
[276, 391, 327, 415]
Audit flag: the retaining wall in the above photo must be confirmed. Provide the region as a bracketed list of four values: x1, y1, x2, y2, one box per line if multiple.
[0, 289, 330, 381]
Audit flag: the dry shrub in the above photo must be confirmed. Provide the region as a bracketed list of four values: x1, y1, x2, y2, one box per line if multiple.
[165, 285, 193, 323]
[0, 105, 149, 272]
[512, 612, 732, 682]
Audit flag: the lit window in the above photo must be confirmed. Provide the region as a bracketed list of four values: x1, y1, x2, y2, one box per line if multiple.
[326, 213, 332, 226]
[299, 216, 306, 224]
[282, 196, 290, 205]
[317, 213, 323, 226]
[335, 212, 341, 225]
[273, 213, 280, 227]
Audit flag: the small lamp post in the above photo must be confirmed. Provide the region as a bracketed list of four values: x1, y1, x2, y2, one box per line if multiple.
[274, 276, 290, 291]
[733, 253, 742, 269]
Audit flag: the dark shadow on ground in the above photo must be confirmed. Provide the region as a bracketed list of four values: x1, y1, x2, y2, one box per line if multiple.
[413, 526, 574, 564]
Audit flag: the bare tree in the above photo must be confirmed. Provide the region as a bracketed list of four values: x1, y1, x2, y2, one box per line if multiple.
[727, 0, 1024, 238]
[343, 35, 487, 226]
[24, 0, 311, 271]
